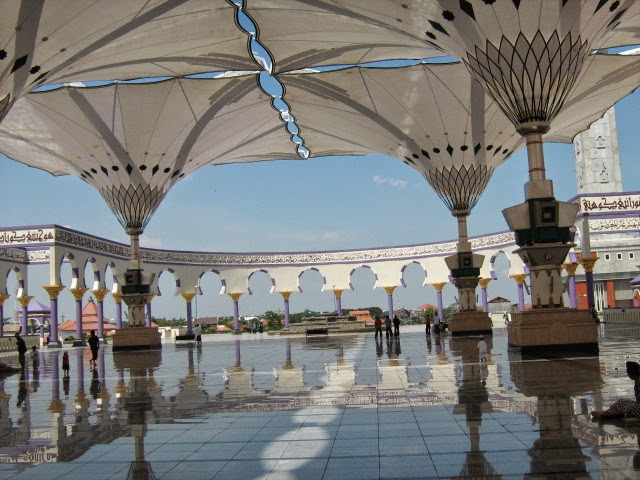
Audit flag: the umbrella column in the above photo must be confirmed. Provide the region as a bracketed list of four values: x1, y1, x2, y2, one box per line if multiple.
[502, 126, 596, 351]
[445, 211, 492, 335]
[113, 227, 160, 350]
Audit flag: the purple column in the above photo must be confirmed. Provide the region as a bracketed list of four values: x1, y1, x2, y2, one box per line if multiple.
[235, 339, 241, 367]
[145, 302, 152, 327]
[21, 305, 28, 335]
[282, 292, 291, 328]
[50, 298, 59, 344]
[334, 289, 343, 315]
[75, 298, 83, 339]
[569, 276, 577, 309]
[286, 338, 292, 365]
[518, 284, 525, 312]
[0, 303, 4, 338]
[71, 288, 87, 340]
[186, 301, 193, 333]
[478, 279, 490, 313]
[96, 295, 105, 339]
[385, 287, 395, 321]
[115, 296, 123, 329]
[51, 355, 60, 402]
[433, 283, 446, 323]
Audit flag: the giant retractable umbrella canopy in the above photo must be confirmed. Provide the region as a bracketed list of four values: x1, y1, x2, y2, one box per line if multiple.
[280, 62, 523, 246]
[0, 0, 448, 125]
[0, 76, 301, 266]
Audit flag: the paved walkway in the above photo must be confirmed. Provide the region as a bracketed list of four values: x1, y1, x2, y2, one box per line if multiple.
[0, 323, 639, 479]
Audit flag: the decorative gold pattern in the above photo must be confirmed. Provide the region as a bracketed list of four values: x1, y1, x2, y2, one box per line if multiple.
[580, 255, 599, 273]
[280, 291, 292, 301]
[510, 274, 527, 285]
[92, 289, 110, 303]
[431, 282, 447, 293]
[43, 285, 65, 300]
[17, 295, 33, 308]
[69, 288, 89, 302]
[384, 286, 396, 296]
[181, 292, 196, 303]
[562, 263, 579, 276]
[229, 292, 242, 302]
[478, 278, 491, 289]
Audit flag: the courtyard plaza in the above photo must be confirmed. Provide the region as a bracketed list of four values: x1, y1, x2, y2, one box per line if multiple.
[0, 323, 639, 479]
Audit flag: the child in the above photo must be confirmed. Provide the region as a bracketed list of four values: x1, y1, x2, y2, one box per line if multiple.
[62, 351, 70, 378]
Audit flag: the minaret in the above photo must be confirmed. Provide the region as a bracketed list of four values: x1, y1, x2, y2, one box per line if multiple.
[573, 107, 622, 194]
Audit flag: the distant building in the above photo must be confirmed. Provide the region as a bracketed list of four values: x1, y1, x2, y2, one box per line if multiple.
[349, 310, 374, 326]
[487, 297, 511, 314]
[393, 308, 412, 320]
[195, 316, 219, 327]
[412, 304, 437, 318]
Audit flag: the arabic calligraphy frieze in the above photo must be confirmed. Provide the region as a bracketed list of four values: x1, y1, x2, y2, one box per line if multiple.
[0, 248, 28, 263]
[588, 217, 640, 232]
[55, 229, 129, 259]
[578, 194, 640, 213]
[26, 250, 50, 263]
[1, 226, 517, 267]
[0, 228, 54, 246]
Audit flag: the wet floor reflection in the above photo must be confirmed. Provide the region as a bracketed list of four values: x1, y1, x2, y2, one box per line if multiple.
[1, 326, 640, 478]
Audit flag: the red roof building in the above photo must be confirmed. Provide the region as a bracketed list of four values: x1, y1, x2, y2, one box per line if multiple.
[349, 310, 374, 325]
[58, 299, 158, 336]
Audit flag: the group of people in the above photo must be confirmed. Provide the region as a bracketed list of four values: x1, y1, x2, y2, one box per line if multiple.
[373, 315, 401, 340]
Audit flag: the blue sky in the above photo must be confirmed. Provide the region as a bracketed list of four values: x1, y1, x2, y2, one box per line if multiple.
[1, 89, 639, 322]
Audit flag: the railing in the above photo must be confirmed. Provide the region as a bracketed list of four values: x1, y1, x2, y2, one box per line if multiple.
[603, 308, 640, 324]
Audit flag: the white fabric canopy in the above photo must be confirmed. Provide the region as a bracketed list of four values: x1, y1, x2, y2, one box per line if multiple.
[0, 0, 447, 124]
[331, 0, 640, 127]
[281, 62, 523, 213]
[0, 76, 299, 230]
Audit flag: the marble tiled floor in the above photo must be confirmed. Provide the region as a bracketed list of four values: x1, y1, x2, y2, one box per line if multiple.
[0, 323, 639, 479]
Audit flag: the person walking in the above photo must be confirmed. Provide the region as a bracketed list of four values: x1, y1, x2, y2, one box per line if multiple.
[193, 323, 202, 344]
[385, 317, 393, 339]
[425, 315, 431, 335]
[15, 332, 27, 370]
[477, 335, 488, 362]
[393, 315, 400, 337]
[374, 316, 382, 340]
[87, 330, 100, 369]
[62, 351, 70, 378]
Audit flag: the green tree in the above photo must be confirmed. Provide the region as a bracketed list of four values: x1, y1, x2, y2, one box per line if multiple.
[263, 310, 283, 330]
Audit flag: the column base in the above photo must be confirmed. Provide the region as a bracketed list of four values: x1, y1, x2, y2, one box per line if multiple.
[232, 329, 242, 335]
[112, 327, 162, 351]
[448, 311, 493, 336]
[72, 339, 86, 347]
[507, 308, 598, 354]
[47, 341, 63, 348]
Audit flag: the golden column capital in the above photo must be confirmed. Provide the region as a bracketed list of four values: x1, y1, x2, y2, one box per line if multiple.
[69, 287, 89, 302]
[280, 291, 292, 301]
[431, 282, 447, 293]
[43, 285, 65, 300]
[17, 295, 33, 308]
[0, 293, 10, 306]
[478, 278, 492, 289]
[92, 289, 110, 303]
[580, 256, 599, 273]
[111, 291, 124, 304]
[333, 289, 343, 299]
[181, 292, 196, 303]
[229, 292, 242, 302]
[510, 274, 527, 285]
[562, 263, 579, 276]
[384, 286, 396, 296]
[114, 381, 127, 397]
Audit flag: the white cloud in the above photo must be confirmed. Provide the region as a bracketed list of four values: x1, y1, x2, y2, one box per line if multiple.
[373, 175, 408, 189]
[140, 235, 163, 249]
[322, 231, 340, 239]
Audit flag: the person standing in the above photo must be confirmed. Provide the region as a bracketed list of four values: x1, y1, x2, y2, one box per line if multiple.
[193, 323, 202, 344]
[87, 330, 99, 369]
[425, 315, 431, 335]
[385, 317, 393, 339]
[374, 316, 382, 340]
[393, 315, 400, 337]
[62, 351, 70, 378]
[15, 332, 27, 370]
[477, 335, 488, 362]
